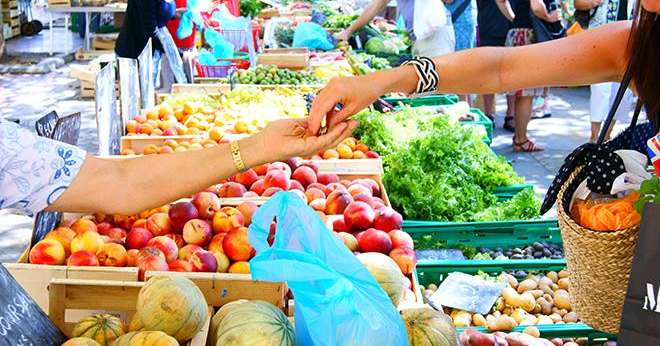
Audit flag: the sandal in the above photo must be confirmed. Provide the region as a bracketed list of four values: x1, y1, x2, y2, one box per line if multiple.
[485, 113, 495, 122]
[503, 116, 515, 132]
[513, 137, 544, 152]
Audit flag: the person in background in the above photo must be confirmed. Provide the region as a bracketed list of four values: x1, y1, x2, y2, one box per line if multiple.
[166, 0, 196, 52]
[115, 0, 174, 59]
[0, 119, 356, 216]
[575, 0, 635, 142]
[445, 0, 476, 104]
[476, 0, 511, 121]
[337, 0, 455, 57]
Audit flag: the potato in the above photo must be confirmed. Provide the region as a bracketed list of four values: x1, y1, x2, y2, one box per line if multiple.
[496, 297, 505, 311]
[554, 289, 571, 310]
[505, 332, 539, 346]
[528, 290, 545, 299]
[558, 269, 570, 279]
[546, 271, 559, 283]
[499, 272, 519, 288]
[537, 297, 553, 315]
[503, 307, 513, 316]
[558, 309, 569, 317]
[487, 315, 518, 332]
[511, 308, 528, 324]
[522, 326, 540, 338]
[558, 278, 570, 290]
[551, 283, 560, 291]
[472, 313, 487, 327]
[548, 313, 563, 323]
[563, 311, 578, 323]
[517, 279, 539, 293]
[520, 292, 537, 312]
[451, 310, 472, 327]
[537, 315, 554, 325]
[549, 338, 564, 346]
[520, 316, 537, 326]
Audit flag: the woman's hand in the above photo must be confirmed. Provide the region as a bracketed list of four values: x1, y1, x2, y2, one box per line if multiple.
[259, 118, 358, 162]
[307, 75, 387, 135]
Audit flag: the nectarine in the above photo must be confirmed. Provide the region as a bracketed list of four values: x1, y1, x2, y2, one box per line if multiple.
[29, 239, 66, 265]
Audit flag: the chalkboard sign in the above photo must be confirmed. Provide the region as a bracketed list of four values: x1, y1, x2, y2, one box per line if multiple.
[137, 39, 155, 110]
[95, 62, 121, 156]
[118, 57, 141, 129]
[30, 211, 62, 248]
[155, 27, 188, 85]
[0, 264, 66, 346]
[51, 112, 81, 147]
[35, 111, 59, 138]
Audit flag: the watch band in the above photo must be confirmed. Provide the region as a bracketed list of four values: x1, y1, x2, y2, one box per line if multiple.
[402, 57, 439, 96]
[230, 141, 247, 172]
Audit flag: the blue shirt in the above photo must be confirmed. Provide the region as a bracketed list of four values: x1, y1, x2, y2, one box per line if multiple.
[398, 0, 416, 40]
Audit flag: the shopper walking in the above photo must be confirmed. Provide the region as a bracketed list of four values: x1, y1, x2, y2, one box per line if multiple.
[0, 119, 355, 215]
[445, 0, 476, 103]
[575, 0, 635, 142]
[337, 0, 456, 57]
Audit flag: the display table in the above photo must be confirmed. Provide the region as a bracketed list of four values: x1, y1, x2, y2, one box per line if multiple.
[46, 4, 126, 54]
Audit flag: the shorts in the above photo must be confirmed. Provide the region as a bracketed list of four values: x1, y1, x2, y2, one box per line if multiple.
[477, 35, 506, 47]
[589, 82, 637, 123]
[505, 28, 546, 97]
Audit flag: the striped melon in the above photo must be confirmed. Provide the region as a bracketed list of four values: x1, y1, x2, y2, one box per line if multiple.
[110, 331, 177, 346]
[357, 252, 407, 307]
[71, 314, 125, 346]
[127, 315, 144, 332]
[401, 307, 458, 346]
[135, 275, 208, 342]
[62, 337, 101, 346]
[210, 300, 295, 346]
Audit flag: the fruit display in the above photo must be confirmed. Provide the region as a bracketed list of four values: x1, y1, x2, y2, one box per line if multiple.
[422, 270, 577, 331]
[357, 252, 408, 306]
[401, 306, 459, 345]
[414, 241, 564, 261]
[354, 108, 540, 222]
[209, 300, 295, 345]
[458, 328, 617, 346]
[111, 331, 178, 346]
[71, 314, 125, 345]
[235, 65, 322, 85]
[311, 136, 379, 160]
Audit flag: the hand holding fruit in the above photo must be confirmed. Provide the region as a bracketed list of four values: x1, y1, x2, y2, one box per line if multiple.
[259, 118, 358, 162]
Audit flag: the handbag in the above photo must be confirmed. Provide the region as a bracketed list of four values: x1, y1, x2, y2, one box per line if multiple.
[529, 0, 566, 43]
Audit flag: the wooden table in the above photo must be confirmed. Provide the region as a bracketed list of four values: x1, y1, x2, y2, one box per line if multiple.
[46, 4, 126, 54]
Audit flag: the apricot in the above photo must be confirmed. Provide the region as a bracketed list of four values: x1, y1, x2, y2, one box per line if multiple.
[236, 201, 258, 226]
[70, 218, 98, 235]
[96, 243, 128, 267]
[29, 239, 66, 265]
[67, 251, 99, 266]
[70, 231, 104, 254]
[352, 151, 367, 159]
[322, 149, 340, 160]
[209, 127, 224, 141]
[355, 143, 369, 153]
[228, 261, 250, 274]
[336, 144, 353, 159]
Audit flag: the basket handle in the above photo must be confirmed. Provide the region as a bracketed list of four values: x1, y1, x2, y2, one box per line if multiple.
[596, 66, 641, 144]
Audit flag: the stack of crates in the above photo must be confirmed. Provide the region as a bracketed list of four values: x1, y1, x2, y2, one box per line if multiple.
[2, 0, 20, 39]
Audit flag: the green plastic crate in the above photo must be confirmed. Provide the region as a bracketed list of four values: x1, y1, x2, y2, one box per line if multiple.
[382, 94, 459, 107]
[404, 219, 561, 249]
[455, 324, 616, 344]
[461, 108, 494, 144]
[493, 183, 535, 201]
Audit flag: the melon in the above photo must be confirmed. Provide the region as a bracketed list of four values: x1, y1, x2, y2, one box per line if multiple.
[357, 252, 407, 307]
[210, 300, 295, 346]
[110, 331, 177, 346]
[135, 275, 208, 342]
[401, 307, 458, 346]
[62, 337, 101, 346]
[71, 314, 125, 346]
[127, 315, 144, 332]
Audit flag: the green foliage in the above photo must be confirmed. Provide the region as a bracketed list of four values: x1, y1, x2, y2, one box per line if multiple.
[471, 189, 541, 222]
[239, 0, 266, 18]
[634, 176, 660, 214]
[322, 14, 358, 29]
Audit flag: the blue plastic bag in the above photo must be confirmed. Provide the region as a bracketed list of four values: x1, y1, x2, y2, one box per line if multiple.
[248, 192, 408, 346]
[292, 22, 335, 51]
[204, 29, 234, 59]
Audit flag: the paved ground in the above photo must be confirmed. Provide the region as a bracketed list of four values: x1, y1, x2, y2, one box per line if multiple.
[2, 30, 633, 263]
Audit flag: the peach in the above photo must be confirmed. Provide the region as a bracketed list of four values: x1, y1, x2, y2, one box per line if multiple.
[102, 227, 128, 242]
[354, 231, 366, 243]
[262, 187, 283, 197]
[233, 169, 258, 188]
[342, 138, 357, 150]
[347, 184, 372, 198]
[389, 247, 417, 275]
[67, 251, 99, 266]
[336, 144, 353, 159]
[325, 191, 353, 215]
[168, 259, 193, 272]
[337, 232, 358, 251]
[218, 182, 247, 198]
[159, 145, 174, 154]
[306, 182, 326, 192]
[305, 188, 325, 203]
[136, 253, 169, 280]
[326, 183, 348, 196]
[333, 218, 350, 233]
[358, 228, 392, 254]
[29, 239, 66, 265]
[290, 190, 308, 203]
[179, 244, 203, 261]
[209, 127, 224, 141]
[264, 170, 290, 191]
[137, 246, 166, 263]
[70, 231, 104, 254]
[292, 166, 317, 188]
[352, 193, 374, 206]
[309, 198, 326, 212]
[267, 162, 292, 178]
[212, 207, 245, 234]
[96, 221, 112, 234]
[208, 233, 227, 253]
[131, 218, 147, 230]
[252, 163, 269, 176]
[389, 230, 414, 250]
[114, 215, 137, 230]
[228, 261, 250, 274]
[318, 173, 340, 185]
[243, 191, 259, 198]
[126, 119, 139, 133]
[96, 243, 128, 267]
[374, 207, 403, 232]
[341, 180, 352, 187]
[168, 201, 200, 231]
[183, 219, 212, 246]
[222, 228, 254, 261]
[70, 218, 98, 235]
[44, 227, 76, 256]
[191, 192, 221, 219]
[344, 201, 375, 231]
[125, 227, 153, 249]
[127, 249, 140, 266]
[284, 157, 303, 171]
[237, 201, 258, 226]
[366, 151, 380, 158]
[355, 179, 381, 197]
[190, 250, 218, 272]
[322, 149, 340, 160]
[147, 236, 179, 263]
[146, 213, 173, 237]
[250, 179, 266, 195]
[143, 144, 159, 154]
[163, 233, 185, 248]
[212, 251, 230, 273]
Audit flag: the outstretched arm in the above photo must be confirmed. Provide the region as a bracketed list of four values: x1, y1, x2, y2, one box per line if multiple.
[48, 119, 356, 215]
[343, 0, 390, 38]
[496, 0, 516, 21]
[309, 21, 632, 133]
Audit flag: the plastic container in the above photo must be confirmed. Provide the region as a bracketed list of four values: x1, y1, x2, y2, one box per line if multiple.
[461, 108, 494, 144]
[492, 183, 535, 201]
[195, 59, 248, 78]
[382, 94, 459, 107]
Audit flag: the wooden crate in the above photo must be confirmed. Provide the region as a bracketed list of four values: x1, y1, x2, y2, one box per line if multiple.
[310, 158, 383, 175]
[2, 9, 20, 18]
[257, 53, 309, 70]
[120, 134, 203, 153]
[3, 263, 138, 314]
[172, 83, 323, 94]
[48, 279, 211, 346]
[75, 48, 114, 61]
[91, 34, 117, 51]
[2, 0, 19, 8]
[48, 0, 71, 6]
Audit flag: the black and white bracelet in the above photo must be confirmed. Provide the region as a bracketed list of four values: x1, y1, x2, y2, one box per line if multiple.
[402, 57, 439, 96]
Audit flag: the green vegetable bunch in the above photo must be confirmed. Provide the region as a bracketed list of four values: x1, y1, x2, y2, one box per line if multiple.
[634, 176, 660, 214]
[236, 65, 321, 85]
[322, 14, 359, 29]
[239, 0, 266, 18]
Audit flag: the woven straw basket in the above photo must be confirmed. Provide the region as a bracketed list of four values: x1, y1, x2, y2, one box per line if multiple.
[556, 167, 640, 334]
